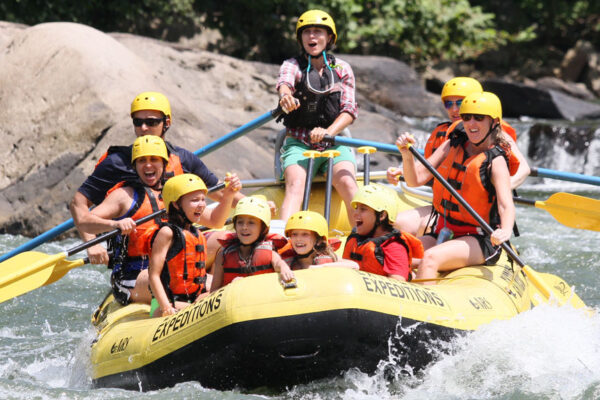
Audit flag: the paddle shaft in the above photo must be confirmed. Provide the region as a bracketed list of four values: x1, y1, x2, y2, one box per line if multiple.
[324, 136, 600, 188]
[65, 209, 165, 257]
[0, 109, 278, 263]
[194, 107, 282, 157]
[407, 146, 525, 268]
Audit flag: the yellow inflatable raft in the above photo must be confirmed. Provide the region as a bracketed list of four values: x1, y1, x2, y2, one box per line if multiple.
[89, 184, 584, 391]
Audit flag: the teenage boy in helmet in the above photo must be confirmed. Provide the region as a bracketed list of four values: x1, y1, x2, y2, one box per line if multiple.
[387, 78, 530, 237]
[70, 91, 243, 266]
[277, 10, 358, 224]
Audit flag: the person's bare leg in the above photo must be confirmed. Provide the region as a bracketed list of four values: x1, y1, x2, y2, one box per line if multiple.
[280, 164, 307, 221]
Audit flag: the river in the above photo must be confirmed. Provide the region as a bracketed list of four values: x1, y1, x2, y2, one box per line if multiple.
[0, 119, 599, 399]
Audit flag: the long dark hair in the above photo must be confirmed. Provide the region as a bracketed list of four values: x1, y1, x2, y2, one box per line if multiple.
[312, 235, 338, 261]
[167, 201, 188, 227]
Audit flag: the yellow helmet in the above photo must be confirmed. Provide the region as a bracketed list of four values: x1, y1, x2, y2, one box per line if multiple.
[460, 91, 502, 120]
[162, 174, 207, 212]
[131, 135, 169, 164]
[440, 77, 483, 100]
[232, 196, 271, 227]
[285, 210, 329, 240]
[130, 91, 172, 119]
[351, 184, 398, 223]
[296, 10, 337, 45]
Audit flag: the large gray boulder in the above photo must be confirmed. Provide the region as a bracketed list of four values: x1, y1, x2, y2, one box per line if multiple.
[0, 22, 436, 237]
[341, 54, 444, 119]
[483, 79, 600, 120]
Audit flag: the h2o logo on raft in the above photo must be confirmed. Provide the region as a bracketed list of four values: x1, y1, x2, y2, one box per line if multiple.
[152, 290, 223, 343]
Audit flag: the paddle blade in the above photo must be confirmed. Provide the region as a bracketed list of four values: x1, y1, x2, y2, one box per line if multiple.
[539, 192, 600, 232]
[524, 265, 587, 308]
[0, 251, 84, 304]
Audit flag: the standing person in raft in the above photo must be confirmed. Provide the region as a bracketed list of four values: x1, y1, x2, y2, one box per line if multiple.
[277, 9, 358, 223]
[395, 92, 517, 284]
[70, 91, 244, 267]
[342, 184, 423, 281]
[281, 210, 358, 270]
[387, 77, 530, 237]
[149, 173, 241, 317]
[210, 196, 295, 290]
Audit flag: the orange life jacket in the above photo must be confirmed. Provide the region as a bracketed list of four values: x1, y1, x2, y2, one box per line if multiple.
[432, 141, 519, 236]
[424, 121, 452, 159]
[218, 232, 288, 286]
[161, 224, 207, 300]
[278, 238, 341, 270]
[342, 230, 424, 277]
[107, 183, 164, 275]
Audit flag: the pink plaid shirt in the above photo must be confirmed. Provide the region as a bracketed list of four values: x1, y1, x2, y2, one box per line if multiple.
[276, 56, 358, 148]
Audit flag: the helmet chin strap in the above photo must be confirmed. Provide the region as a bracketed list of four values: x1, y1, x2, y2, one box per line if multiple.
[472, 121, 498, 146]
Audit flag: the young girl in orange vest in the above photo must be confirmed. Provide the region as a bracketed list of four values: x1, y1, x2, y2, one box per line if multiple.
[281, 210, 358, 270]
[342, 184, 423, 281]
[210, 196, 295, 289]
[148, 173, 240, 317]
[396, 92, 518, 284]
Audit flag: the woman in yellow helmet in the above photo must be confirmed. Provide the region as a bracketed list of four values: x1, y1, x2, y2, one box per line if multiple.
[387, 78, 530, 237]
[396, 92, 517, 283]
[277, 10, 358, 224]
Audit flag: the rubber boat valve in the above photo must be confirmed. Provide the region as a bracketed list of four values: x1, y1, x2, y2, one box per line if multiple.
[281, 278, 298, 289]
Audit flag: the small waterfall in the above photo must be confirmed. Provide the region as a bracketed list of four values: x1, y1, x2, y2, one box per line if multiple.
[513, 119, 600, 179]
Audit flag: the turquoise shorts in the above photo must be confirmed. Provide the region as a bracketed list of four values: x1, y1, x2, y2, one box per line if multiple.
[280, 137, 356, 179]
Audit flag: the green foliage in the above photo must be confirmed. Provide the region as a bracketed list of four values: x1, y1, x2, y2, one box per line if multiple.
[0, 0, 598, 67]
[470, 0, 600, 50]
[319, 0, 499, 64]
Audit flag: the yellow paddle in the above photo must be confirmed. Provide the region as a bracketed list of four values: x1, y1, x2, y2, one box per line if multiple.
[0, 209, 165, 304]
[514, 192, 600, 232]
[406, 144, 583, 307]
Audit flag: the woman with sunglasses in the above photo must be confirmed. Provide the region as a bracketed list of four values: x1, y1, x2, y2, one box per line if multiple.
[395, 92, 518, 284]
[387, 77, 482, 236]
[387, 78, 530, 237]
[70, 91, 244, 266]
[277, 9, 358, 223]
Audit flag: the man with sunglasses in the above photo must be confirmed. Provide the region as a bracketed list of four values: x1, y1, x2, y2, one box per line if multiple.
[276, 9, 358, 223]
[70, 91, 242, 265]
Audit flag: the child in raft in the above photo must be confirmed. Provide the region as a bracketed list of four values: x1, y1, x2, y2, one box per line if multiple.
[148, 173, 240, 317]
[282, 210, 358, 270]
[210, 196, 295, 289]
[342, 184, 424, 281]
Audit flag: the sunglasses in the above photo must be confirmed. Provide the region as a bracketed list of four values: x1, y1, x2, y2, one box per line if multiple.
[461, 114, 486, 122]
[132, 117, 163, 127]
[443, 99, 463, 109]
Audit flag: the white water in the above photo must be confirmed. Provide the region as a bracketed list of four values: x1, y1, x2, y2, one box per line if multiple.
[0, 118, 599, 399]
